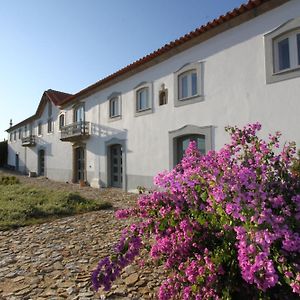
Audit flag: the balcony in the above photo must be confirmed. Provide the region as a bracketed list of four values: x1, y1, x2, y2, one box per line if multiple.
[22, 135, 36, 147]
[60, 121, 90, 142]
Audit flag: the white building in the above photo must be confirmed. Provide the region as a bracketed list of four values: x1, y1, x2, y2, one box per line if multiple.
[6, 0, 300, 192]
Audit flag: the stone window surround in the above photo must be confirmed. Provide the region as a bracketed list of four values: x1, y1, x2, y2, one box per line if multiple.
[174, 61, 205, 107]
[37, 122, 43, 136]
[58, 113, 66, 131]
[134, 81, 153, 117]
[265, 17, 300, 84]
[73, 102, 85, 123]
[108, 92, 122, 122]
[168, 124, 213, 169]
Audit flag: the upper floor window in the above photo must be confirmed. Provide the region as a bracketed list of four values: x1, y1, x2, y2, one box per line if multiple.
[14, 131, 16, 141]
[47, 118, 53, 133]
[136, 87, 149, 112]
[178, 70, 198, 100]
[174, 62, 204, 107]
[38, 122, 42, 135]
[9, 133, 12, 142]
[74, 105, 84, 123]
[274, 32, 300, 73]
[18, 128, 22, 139]
[24, 125, 27, 137]
[59, 114, 65, 130]
[109, 97, 120, 118]
[265, 17, 300, 83]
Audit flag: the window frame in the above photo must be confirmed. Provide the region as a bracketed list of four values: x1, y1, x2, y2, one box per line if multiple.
[265, 17, 300, 83]
[108, 92, 122, 121]
[134, 82, 153, 117]
[37, 122, 42, 136]
[58, 114, 65, 131]
[169, 125, 213, 169]
[73, 104, 85, 123]
[174, 62, 204, 107]
[47, 118, 53, 134]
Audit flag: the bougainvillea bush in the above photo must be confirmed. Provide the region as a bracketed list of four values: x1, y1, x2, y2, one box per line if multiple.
[92, 123, 300, 299]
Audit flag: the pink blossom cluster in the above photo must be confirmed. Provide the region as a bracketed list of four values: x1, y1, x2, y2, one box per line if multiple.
[92, 123, 300, 299]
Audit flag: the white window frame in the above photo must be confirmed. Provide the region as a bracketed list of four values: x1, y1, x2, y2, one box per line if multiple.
[265, 17, 300, 83]
[37, 122, 42, 136]
[58, 114, 65, 131]
[47, 118, 53, 134]
[134, 82, 153, 117]
[174, 62, 204, 107]
[74, 104, 85, 123]
[108, 92, 122, 120]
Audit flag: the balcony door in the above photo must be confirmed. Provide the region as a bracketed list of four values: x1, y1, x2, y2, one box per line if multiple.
[74, 146, 85, 182]
[74, 105, 84, 123]
[110, 144, 122, 188]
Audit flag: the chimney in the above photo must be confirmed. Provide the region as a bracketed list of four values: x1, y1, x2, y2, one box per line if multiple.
[9, 119, 12, 128]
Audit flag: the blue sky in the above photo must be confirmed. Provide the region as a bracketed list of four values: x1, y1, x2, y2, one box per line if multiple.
[0, 0, 246, 140]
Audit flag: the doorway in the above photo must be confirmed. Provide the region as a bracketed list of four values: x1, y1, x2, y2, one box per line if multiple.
[74, 147, 85, 182]
[110, 144, 122, 188]
[38, 149, 45, 176]
[15, 154, 19, 171]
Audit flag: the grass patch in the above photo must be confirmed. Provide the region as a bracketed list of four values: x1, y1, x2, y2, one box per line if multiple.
[0, 176, 112, 230]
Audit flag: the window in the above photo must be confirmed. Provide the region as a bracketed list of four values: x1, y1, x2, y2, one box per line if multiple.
[18, 129, 22, 139]
[169, 125, 212, 169]
[159, 84, 168, 106]
[136, 87, 149, 112]
[265, 17, 300, 83]
[178, 70, 198, 100]
[14, 131, 16, 141]
[74, 105, 84, 122]
[109, 97, 120, 118]
[38, 122, 42, 135]
[134, 82, 153, 116]
[59, 114, 65, 130]
[9, 133, 12, 142]
[24, 125, 27, 137]
[47, 118, 53, 133]
[176, 134, 205, 164]
[174, 62, 204, 107]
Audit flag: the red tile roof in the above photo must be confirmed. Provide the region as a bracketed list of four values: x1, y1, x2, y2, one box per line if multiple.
[6, 89, 72, 131]
[45, 89, 73, 106]
[60, 0, 288, 106]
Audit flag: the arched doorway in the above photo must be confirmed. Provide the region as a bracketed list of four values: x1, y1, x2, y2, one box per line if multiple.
[38, 149, 45, 176]
[109, 144, 123, 188]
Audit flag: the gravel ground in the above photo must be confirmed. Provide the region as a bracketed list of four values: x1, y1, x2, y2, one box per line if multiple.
[0, 170, 166, 300]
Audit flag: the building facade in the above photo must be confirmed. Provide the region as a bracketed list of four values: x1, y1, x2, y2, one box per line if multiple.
[6, 0, 300, 192]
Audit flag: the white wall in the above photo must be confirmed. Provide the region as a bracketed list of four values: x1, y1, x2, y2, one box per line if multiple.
[7, 0, 300, 191]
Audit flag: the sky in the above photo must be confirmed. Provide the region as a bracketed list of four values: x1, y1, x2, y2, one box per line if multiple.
[0, 0, 247, 141]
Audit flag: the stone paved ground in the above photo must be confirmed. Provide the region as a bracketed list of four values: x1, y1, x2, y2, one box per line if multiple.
[0, 171, 167, 299]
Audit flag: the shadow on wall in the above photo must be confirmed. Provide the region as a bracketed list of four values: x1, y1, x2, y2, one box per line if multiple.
[0, 141, 8, 167]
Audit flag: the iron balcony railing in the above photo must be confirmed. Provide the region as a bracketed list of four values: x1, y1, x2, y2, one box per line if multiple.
[60, 121, 90, 141]
[22, 135, 36, 147]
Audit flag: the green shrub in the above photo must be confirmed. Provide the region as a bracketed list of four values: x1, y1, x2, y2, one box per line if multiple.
[0, 176, 20, 185]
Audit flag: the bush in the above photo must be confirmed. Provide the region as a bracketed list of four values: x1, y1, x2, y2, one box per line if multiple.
[92, 123, 300, 299]
[0, 176, 20, 185]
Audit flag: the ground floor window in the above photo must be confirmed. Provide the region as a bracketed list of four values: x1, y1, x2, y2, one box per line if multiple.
[176, 134, 205, 164]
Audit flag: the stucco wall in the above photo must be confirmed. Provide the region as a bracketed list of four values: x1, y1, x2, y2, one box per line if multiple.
[7, 0, 300, 192]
